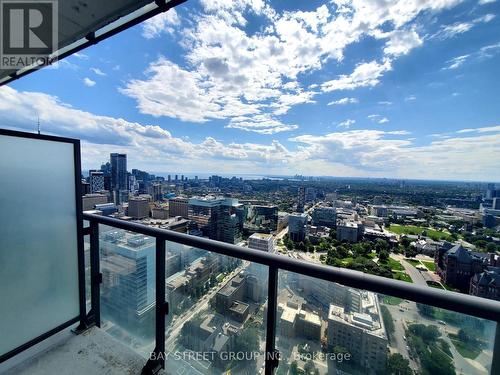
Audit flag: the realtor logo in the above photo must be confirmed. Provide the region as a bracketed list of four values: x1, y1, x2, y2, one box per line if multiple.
[1, 0, 58, 70]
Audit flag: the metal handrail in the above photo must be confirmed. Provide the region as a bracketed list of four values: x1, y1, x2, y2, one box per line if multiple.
[83, 212, 500, 323]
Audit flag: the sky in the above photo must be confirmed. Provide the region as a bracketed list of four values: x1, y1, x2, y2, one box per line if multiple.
[1, 0, 500, 181]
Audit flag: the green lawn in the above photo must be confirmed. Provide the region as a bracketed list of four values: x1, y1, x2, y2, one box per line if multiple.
[426, 281, 444, 290]
[382, 296, 404, 305]
[389, 224, 452, 241]
[422, 261, 436, 272]
[392, 271, 413, 283]
[385, 257, 405, 271]
[405, 258, 421, 267]
[449, 334, 483, 360]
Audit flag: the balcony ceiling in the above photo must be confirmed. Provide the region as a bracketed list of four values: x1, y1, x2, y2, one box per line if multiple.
[0, 0, 181, 85]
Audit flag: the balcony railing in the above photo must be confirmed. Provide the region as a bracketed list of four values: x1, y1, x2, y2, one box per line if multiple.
[80, 212, 500, 375]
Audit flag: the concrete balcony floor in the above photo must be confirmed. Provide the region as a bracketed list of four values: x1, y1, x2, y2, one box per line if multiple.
[1, 326, 148, 375]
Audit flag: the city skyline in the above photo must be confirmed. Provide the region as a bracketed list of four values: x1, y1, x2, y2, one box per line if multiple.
[1, 0, 499, 180]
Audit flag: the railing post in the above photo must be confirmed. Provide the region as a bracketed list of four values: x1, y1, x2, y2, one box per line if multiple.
[74, 222, 98, 334]
[142, 238, 167, 375]
[265, 266, 279, 375]
[491, 323, 500, 375]
[89, 220, 101, 327]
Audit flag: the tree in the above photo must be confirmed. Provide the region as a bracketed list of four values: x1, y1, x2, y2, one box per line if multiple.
[375, 239, 389, 253]
[416, 303, 434, 318]
[486, 242, 497, 253]
[234, 327, 259, 360]
[379, 249, 389, 262]
[387, 353, 412, 375]
[304, 360, 316, 374]
[381, 305, 395, 342]
[290, 361, 298, 375]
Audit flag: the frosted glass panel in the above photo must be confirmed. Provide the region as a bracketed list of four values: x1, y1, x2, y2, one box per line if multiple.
[0, 134, 80, 356]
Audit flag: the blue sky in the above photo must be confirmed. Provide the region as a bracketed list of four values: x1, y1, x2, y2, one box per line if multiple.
[1, 0, 500, 181]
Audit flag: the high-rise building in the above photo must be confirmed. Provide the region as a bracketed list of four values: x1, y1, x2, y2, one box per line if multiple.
[100, 230, 156, 337]
[110, 153, 127, 204]
[188, 196, 243, 244]
[288, 213, 307, 242]
[327, 292, 387, 373]
[81, 180, 90, 195]
[486, 183, 497, 199]
[89, 170, 105, 193]
[169, 196, 189, 218]
[305, 187, 316, 202]
[325, 192, 337, 203]
[297, 187, 305, 213]
[311, 207, 337, 227]
[148, 182, 163, 202]
[493, 197, 500, 210]
[244, 205, 278, 233]
[128, 196, 150, 219]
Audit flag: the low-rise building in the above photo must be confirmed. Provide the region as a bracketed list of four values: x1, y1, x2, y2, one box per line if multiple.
[248, 233, 275, 252]
[277, 292, 321, 342]
[469, 267, 500, 301]
[151, 205, 169, 219]
[336, 221, 364, 242]
[82, 193, 108, 211]
[435, 244, 486, 291]
[127, 196, 150, 219]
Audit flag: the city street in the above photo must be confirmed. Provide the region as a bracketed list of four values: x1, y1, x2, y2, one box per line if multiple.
[392, 254, 428, 286]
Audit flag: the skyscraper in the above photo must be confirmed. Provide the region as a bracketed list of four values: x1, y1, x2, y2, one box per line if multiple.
[297, 187, 305, 213]
[110, 153, 127, 204]
[288, 213, 307, 242]
[188, 196, 243, 244]
[89, 170, 105, 193]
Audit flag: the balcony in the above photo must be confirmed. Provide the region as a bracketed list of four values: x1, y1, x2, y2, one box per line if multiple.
[1, 209, 499, 374]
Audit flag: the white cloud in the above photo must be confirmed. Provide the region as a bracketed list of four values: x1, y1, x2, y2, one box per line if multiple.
[405, 95, 416, 101]
[479, 42, 500, 58]
[432, 14, 496, 39]
[124, 0, 468, 134]
[327, 97, 359, 106]
[1, 86, 499, 180]
[368, 114, 389, 124]
[289, 127, 500, 179]
[226, 117, 298, 134]
[442, 54, 470, 70]
[0, 86, 293, 171]
[321, 60, 392, 92]
[90, 68, 106, 76]
[383, 28, 423, 56]
[479, 0, 496, 4]
[83, 77, 96, 87]
[457, 125, 500, 133]
[142, 9, 180, 39]
[337, 119, 356, 128]
[378, 101, 392, 105]
[73, 53, 88, 60]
